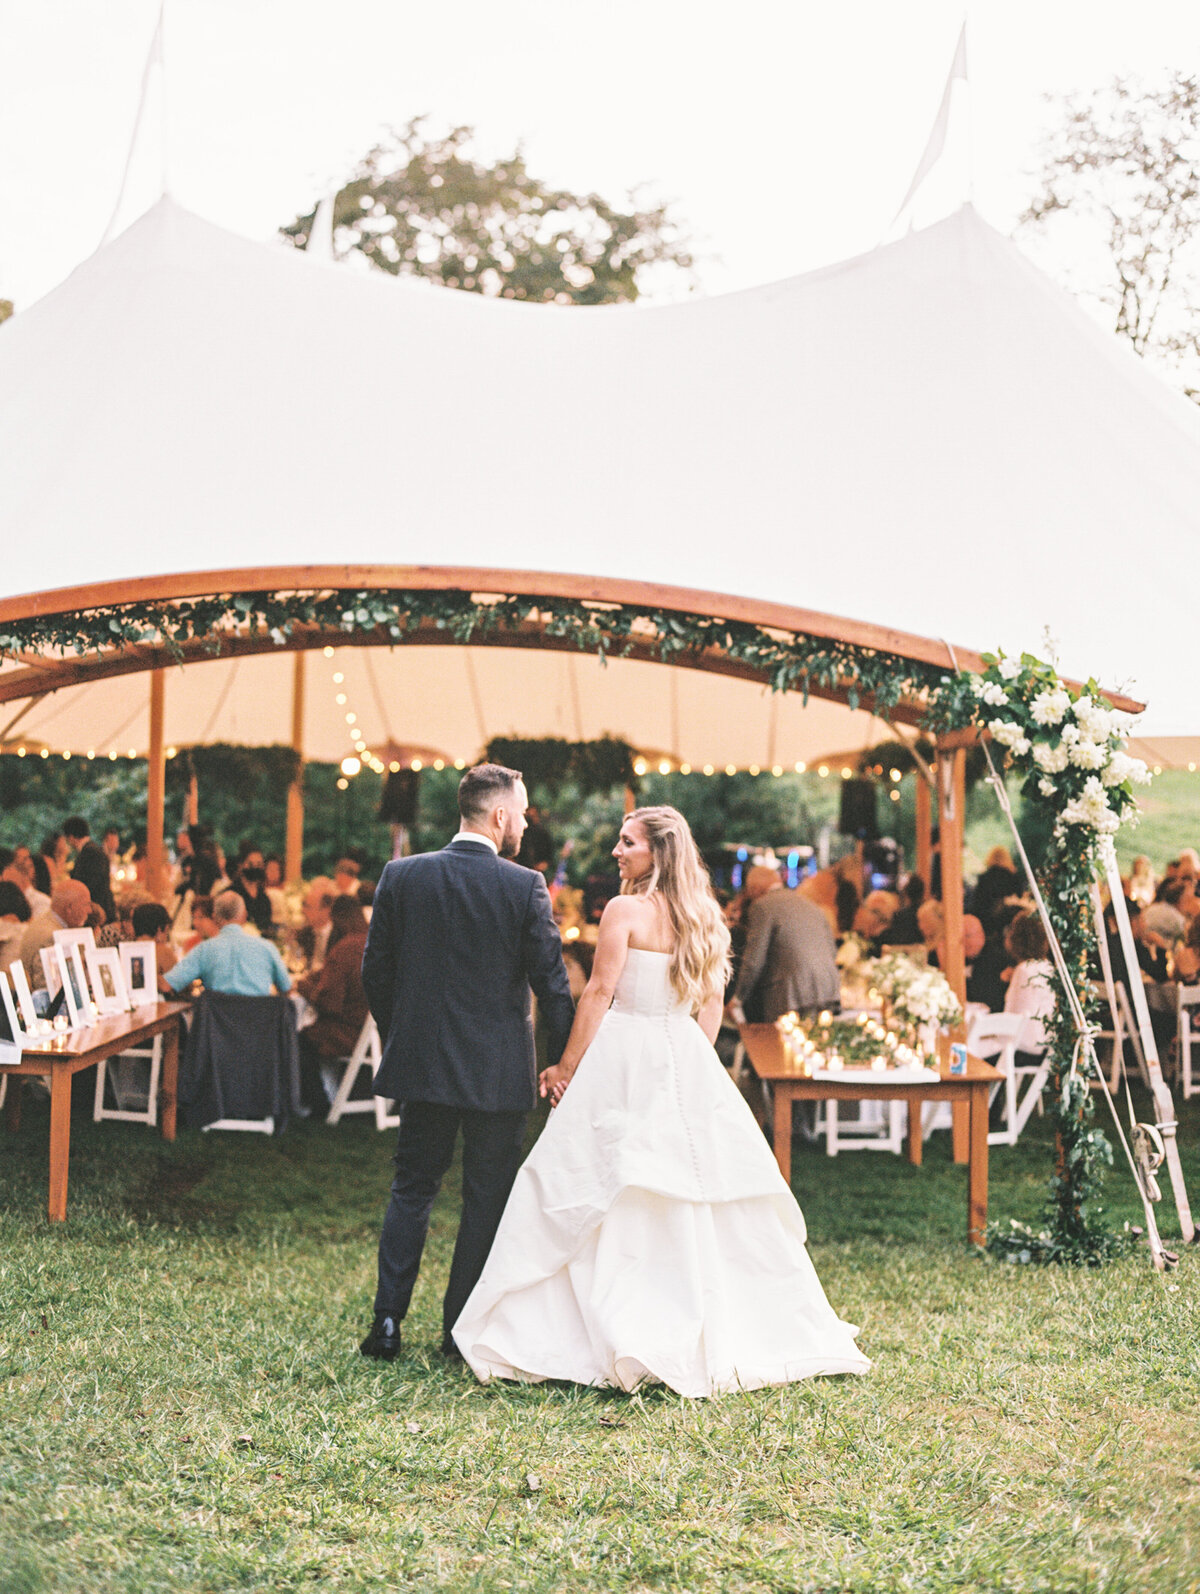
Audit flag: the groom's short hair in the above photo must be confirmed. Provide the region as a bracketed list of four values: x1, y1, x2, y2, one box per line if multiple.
[458, 763, 523, 822]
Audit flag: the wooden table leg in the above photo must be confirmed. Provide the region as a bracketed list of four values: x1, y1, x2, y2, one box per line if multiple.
[48, 1065, 71, 1222]
[5, 1075, 22, 1133]
[951, 1098, 969, 1164]
[967, 1082, 989, 1246]
[906, 1093, 923, 1165]
[772, 1085, 793, 1184]
[160, 1021, 179, 1142]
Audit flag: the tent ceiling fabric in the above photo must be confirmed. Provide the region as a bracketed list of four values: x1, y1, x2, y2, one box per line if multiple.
[2, 197, 1198, 737]
[0, 645, 902, 770]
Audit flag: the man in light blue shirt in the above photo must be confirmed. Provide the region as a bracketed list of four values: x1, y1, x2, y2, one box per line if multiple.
[165, 891, 291, 997]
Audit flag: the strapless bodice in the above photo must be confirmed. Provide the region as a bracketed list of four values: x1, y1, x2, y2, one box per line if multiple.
[610, 948, 691, 1020]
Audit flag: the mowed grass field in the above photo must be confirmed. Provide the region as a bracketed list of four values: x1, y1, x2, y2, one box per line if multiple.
[2, 1079, 1199, 1594]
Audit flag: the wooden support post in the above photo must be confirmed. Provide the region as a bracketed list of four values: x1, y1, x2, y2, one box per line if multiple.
[915, 773, 932, 887]
[936, 741, 969, 1161]
[146, 670, 167, 901]
[186, 770, 199, 827]
[285, 651, 306, 884]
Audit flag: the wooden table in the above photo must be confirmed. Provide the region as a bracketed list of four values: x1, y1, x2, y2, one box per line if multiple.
[739, 1025, 1002, 1245]
[2, 1002, 190, 1222]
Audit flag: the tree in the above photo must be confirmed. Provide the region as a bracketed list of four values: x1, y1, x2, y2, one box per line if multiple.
[282, 117, 693, 305]
[1020, 73, 1200, 398]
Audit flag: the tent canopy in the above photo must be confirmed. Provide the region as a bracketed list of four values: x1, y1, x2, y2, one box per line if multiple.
[0, 195, 1194, 765]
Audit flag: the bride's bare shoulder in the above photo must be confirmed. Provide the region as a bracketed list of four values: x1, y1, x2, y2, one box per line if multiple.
[602, 892, 673, 953]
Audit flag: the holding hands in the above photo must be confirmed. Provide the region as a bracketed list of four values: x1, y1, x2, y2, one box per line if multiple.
[538, 1062, 573, 1106]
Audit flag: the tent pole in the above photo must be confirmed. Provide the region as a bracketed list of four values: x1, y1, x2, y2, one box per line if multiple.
[286, 651, 306, 884]
[915, 773, 932, 886]
[936, 740, 969, 1162]
[146, 670, 167, 901]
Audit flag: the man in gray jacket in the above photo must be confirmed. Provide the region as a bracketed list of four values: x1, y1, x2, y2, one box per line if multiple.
[728, 864, 840, 1023]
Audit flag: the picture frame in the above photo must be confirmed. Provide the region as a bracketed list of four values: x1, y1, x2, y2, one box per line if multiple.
[0, 970, 28, 1045]
[120, 941, 158, 1008]
[9, 959, 41, 1033]
[56, 943, 94, 1028]
[53, 925, 96, 966]
[85, 946, 129, 1017]
[40, 946, 63, 999]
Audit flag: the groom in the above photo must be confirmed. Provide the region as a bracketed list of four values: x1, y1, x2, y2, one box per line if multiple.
[359, 762, 575, 1361]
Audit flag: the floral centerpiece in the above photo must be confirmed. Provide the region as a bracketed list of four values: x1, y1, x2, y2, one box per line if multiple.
[865, 952, 962, 1050]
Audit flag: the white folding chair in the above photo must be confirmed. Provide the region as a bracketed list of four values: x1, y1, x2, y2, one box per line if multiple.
[1114, 981, 1152, 1088]
[1177, 984, 1200, 1101]
[93, 1034, 163, 1127]
[325, 1015, 399, 1130]
[967, 1010, 1045, 1147]
[815, 1096, 906, 1157]
[1089, 979, 1126, 1093]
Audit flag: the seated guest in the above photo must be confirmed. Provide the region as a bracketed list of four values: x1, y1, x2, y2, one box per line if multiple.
[295, 878, 336, 970]
[1170, 913, 1200, 985]
[356, 877, 376, 915]
[63, 816, 116, 925]
[728, 863, 840, 1023]
[970, 846, 1020, 929]
[1142, 877, 1190, 947]
[21, 880, 92, 989]
[887, 874, 925, 945]
[0, 879, 32, 974]
[4, 846, 48, 917]
[333, 857, 362, 896]
[164, 890, 291, 998]
[1127, 854, 1157, 908]
[294, 896, 370, 1113]
[970, 900, 1022, 1011]
[181, 895, 219, 953]
[263, 856, 288, 926]
[232, 847, 274, 937]
[1003, 911, 1055, 1059]
[852, 889, 899, 954]
[917, 898, 945, 964]
[131, 902, 179, 977]
[35, 832, 68, 898]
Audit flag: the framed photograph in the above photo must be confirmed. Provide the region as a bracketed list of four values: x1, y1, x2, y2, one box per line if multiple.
[56, 943, 94, 1028]
[53, 925, 97, 966]
[1, 971, 28, 1045]
[9, 960, 40, 1032]
[120, 942, 158, 1008]
[85, 947, 129, 1016]
[40, 946, 63, 999]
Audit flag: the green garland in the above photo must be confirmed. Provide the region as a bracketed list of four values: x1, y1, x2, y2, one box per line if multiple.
[1, 591, 1154, 1263]
[485, 737, 637, 797]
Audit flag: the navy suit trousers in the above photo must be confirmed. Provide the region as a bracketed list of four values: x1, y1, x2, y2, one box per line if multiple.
[374, 1103, 528, 1337]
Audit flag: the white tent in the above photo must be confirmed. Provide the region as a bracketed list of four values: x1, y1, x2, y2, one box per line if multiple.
[1, 195, 1197, 767]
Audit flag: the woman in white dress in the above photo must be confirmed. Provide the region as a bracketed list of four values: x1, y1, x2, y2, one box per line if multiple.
[453, 806, 870, 1397]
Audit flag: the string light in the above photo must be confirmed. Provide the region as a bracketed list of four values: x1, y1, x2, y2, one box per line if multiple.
[818, 765, 829, 778]
[336, 693, 347, 705]
[679, 763, 691, 775]
[724, 764, 736, 776]
[748, 764, 760, 776]
[389, 761, 401, 773]
[454, 758, 466, 770]
[16, 746, 25, 757]
[40, 748, 49, 759]
[434, 759, 445, 770]
[634, 759, 647, 776]
[890, 768, 902, 782]
[794, 760, 806, 773]
[658, 759, 671, 774]
[336, 776, 348, 790]
[323, 646, 334, 658]
[703, 764, 714, 776]
[411, 759, 423, 771]
[771, 765, 782, 776]
[333, 672, 344, 684]
[840, 767, 852, 779]
[340, 756, 361, 777]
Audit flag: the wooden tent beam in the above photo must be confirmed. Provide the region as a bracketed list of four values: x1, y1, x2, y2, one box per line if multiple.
[285, 651, 306, 885]
[145, 670, 166, 900]
[0, 564, 996, 681]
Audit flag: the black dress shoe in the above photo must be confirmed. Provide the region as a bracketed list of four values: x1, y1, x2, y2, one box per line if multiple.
[360, 1314, 402, 1361]
[440, 1333, 464, 1361]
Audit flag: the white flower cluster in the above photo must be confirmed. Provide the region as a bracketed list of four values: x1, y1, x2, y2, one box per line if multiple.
[868, 954, 963, 1029]
[1058, 776, 1121, 836]
[968, 658, 1150, 838]
[988, 718, 1031, 757]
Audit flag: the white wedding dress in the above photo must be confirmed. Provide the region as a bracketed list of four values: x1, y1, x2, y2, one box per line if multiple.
[453, 949, 870, 1397]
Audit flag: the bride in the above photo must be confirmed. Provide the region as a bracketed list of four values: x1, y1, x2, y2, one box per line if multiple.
[452, 805, 870, 1396]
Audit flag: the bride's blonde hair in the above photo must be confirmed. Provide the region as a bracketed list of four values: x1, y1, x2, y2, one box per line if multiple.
[621, 806, 731, 1008]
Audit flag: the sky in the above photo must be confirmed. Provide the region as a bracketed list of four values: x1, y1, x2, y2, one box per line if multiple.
[2, 0, 1199, 310]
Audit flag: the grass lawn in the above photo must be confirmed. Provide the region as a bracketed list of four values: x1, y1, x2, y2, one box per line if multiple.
[2, 1080, 1199, 1594]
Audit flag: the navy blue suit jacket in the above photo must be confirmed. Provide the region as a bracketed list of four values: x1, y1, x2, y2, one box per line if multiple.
[362, 839, 575, 1112]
